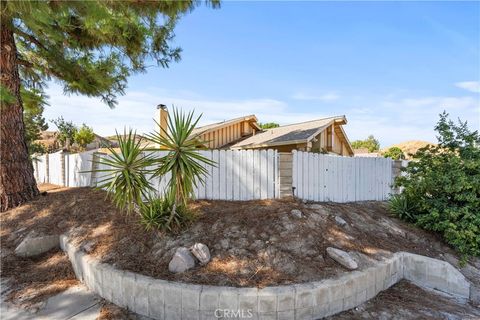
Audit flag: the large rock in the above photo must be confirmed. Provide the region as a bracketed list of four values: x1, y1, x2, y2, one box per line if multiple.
[168, 247, 196, 273]
[291, 209, 303, 218]
[190, 243, 211, 265]
[326, 247, 358, 270]
[335, 216, 347, 227]
[14, 232, 59, 257]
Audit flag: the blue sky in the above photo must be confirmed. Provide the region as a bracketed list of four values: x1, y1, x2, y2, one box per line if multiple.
[45, 1, 480, 147]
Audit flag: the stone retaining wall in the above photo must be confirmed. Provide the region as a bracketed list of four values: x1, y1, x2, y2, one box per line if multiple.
[60, 235, 471, 319]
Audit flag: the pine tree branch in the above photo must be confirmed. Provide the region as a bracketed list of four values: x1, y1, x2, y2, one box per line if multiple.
[17, 58, 34, 68]
[14, 28, 48, 51]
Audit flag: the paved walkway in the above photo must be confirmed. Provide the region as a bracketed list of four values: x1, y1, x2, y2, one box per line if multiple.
[1, 280, 101, 320]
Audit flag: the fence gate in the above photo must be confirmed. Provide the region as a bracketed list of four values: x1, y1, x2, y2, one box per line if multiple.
[292, 151, 393, 202]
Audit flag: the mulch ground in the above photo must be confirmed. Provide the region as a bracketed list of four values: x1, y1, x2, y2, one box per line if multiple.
[331, 280, 480, 319]
[0, 183, 475, 308]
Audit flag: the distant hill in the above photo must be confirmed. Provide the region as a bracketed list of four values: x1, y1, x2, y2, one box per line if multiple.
[383, 140, 436, 159]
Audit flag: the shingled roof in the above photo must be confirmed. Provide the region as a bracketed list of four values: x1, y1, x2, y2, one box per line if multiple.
[231, 115, 349, 149]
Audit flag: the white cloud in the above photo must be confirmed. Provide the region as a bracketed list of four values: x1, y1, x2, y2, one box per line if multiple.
[455, 81, 480, 93]
[44, 84, 329, 136]
[291, 92, 340, 102]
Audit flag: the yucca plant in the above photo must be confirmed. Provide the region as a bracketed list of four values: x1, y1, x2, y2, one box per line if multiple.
[139, 192, 193, 232]
[388, 193, 417, 222]
[146, 108, 215, 206]
[93, 129, 155, 214]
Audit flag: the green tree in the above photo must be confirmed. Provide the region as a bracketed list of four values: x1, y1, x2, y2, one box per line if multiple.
[351, 135, 380, 152]
[74, 124, 95, 150]
[259, 122, 280, 129]
[51, 117, 77, 149]
[0, 1, 219, 211]
[22, 87, 48, 154]
[391, 112, 480, 260]
[383, 146, 405, 160]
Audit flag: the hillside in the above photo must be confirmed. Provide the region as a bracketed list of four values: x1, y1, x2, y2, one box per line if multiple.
[384, 140, 435, 159]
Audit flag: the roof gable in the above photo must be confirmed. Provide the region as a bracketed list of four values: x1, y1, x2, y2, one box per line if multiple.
[232, 116, 346, 148]
[191, 115, 260, 137]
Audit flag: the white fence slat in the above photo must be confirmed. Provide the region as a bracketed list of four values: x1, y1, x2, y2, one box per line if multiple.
[266, 150, 274, 198]
[233, 150, 240, 200]
[219, 150, 226, 199]
[292, 153, 395, 203]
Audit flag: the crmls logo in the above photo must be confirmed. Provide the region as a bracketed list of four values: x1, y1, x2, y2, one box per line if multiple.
[214, 309, 253, 318]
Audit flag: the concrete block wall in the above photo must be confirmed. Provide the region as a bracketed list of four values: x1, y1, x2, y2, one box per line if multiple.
[60, 236, 472, 320]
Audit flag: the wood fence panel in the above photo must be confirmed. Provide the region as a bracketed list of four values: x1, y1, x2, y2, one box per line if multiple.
[293, 151, 393, 202]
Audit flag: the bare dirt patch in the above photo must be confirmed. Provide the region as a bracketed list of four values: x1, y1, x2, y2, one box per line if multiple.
[1, 184, 478, 305]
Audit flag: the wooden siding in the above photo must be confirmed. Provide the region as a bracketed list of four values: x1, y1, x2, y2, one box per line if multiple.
[199, 120, 255, 149]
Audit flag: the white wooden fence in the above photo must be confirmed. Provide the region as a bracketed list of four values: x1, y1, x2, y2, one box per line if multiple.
[35, 149, 280, 201]
[292, 151, 393, 202]
[34, 150, 97, 187]
[35, 149, 398, 202]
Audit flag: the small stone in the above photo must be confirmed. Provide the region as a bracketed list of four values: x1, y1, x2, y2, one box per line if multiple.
[168, 247, 196, 273]
[220, 239, 230, 250]
[250, 240, 264, 250]
[190, 243, 211, 265]
[291, 209, 303, 218]
[326, 247, 358, 270]
[335, 216, 347, 227]
[56, 220, 69, 229]
[81, 240, 97, 253]
[14, 232, 59, 257]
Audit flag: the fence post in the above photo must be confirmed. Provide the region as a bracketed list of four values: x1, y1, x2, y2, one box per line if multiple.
[391, 160, 403, 194]
[278, 152, 293, 198]
[34, 157, 39, 182]
[45, 153, 50, 184]
[60, 151, 66, 186]
[90, 152, 107, 187]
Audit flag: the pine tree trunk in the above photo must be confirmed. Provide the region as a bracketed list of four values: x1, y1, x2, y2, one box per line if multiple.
[0, 20, 39, 212]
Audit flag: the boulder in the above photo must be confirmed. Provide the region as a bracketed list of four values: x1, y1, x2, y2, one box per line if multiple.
[168, 247, 196, 273]
[335, 216, 347, 227]
[291, 209, 303, 218]
[15, 232, 59, 257]
[190, 243, 211, 265]
[326, 247, 358, 270]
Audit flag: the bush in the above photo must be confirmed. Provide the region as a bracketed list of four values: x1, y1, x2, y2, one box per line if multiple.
[74, 124, 95, 149]
[392, 112, 480, 260]
[139, 195, 193, 232]
[383, 146, 405, 160]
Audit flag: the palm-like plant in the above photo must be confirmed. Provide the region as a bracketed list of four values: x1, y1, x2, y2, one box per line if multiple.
[146, 108, 215, 206]
[94, 129, 155, 213]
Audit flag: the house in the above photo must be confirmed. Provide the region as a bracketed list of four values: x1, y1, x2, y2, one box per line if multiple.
[155, 105, 261, 149]
[155, 106, 353, 156]
[231, 116, 354, 156]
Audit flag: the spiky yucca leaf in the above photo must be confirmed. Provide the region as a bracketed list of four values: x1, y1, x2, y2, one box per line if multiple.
[145, 108, 215, 206]
[93, 129, 155, 213]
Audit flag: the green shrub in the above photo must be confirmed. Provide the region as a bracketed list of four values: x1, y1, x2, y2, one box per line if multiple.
[383, 146, 405, 160]
[139, 194, 193, 232]
[74, 124, 95, 149]
[392, 112, 480, 260]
